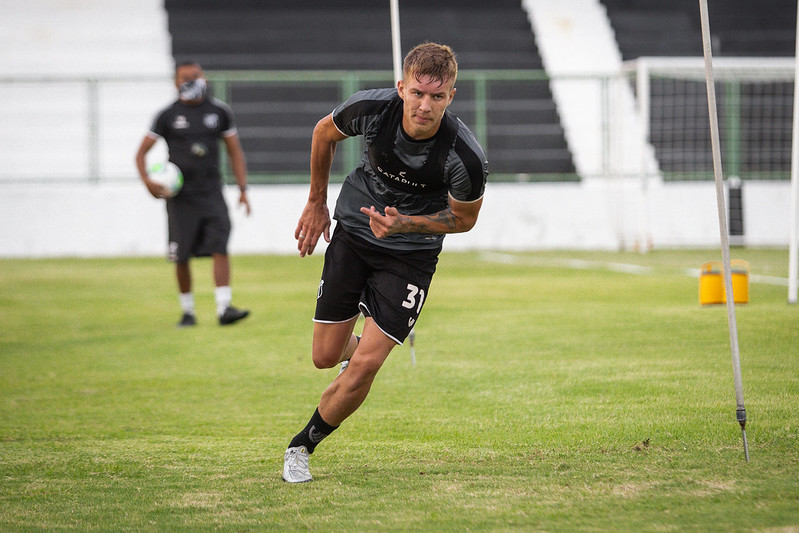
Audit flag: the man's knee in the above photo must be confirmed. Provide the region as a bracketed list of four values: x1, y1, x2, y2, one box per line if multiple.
[312, 347, 341, 369]
[311, 337, 352, 369]
[311, 323, 358, 369]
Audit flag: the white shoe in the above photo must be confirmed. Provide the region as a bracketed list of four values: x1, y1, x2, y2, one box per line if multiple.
[338, 359, 349, 375]
[282, 446, 313, 483]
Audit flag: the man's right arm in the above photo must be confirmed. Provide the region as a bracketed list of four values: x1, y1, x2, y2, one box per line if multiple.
[135, 134, 170, 199]
[295, 113, 349, 257]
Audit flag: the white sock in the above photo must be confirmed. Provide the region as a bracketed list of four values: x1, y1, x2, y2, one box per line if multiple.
[179, 292, 195, 316]
[215, 286, 232, 316]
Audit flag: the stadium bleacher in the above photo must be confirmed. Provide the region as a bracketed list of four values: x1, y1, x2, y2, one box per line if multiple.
[0, 0, 174, 182]
[600, 0, 797, 180]
[3, 0, 793, 183]
[164, 0, 576, 179]
[601, 0, 796, 60]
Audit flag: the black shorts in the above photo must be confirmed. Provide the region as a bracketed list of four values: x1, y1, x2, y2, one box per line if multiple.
[314, 225, 440, 344]
[166, 190, 231, 263]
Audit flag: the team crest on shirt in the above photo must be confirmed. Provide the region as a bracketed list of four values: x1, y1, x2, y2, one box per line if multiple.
[172, 115, 189, 129]
[203, 113, 220, 129]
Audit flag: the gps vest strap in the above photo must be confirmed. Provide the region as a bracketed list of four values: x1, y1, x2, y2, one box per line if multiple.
[366, 95, 458, 195]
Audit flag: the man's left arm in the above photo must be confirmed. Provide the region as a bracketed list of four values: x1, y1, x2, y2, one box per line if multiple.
[360, 195, 483, 239]
[223, 133, 251, 215]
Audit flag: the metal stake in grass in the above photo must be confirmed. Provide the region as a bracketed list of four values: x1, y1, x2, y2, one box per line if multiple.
[698, 0, 750, 462]
[409, 328, 416, 366]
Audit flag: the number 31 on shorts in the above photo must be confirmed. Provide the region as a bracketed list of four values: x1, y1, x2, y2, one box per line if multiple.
[402, 283, 425, 313]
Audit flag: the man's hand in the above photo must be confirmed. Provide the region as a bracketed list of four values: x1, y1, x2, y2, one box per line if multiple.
[238, 190, 252, 216]
[360, 205, 405, 239]
[144, 179, 171, 199]
[296, 200, 331, 256]
[361, 197, 483, 238]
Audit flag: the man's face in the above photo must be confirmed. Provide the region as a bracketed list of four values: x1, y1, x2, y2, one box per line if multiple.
[175, 64, 206, 102]
[397, 74, 456, 140]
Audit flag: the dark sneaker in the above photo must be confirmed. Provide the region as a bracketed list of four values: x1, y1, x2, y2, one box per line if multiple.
[219, 305, 249, 326]
[177, 313, 196, 328]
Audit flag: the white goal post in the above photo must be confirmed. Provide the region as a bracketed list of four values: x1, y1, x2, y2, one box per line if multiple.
[622, 57, 796, 182]
[623, 57, 798, 292]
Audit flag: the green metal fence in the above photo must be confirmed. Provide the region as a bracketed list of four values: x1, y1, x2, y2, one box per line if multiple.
[205, 69, 578, 185]
[2, 67, 793, 184]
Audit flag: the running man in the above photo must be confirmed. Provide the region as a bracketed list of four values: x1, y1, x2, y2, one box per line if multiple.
[282, 42, 488, 482]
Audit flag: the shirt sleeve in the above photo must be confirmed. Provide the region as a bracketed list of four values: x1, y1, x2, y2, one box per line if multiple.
[447, 123, 489, 202]
[149, 109, 168, 139]
[216, 100, 238, 137]
[332, 88, 394, 137]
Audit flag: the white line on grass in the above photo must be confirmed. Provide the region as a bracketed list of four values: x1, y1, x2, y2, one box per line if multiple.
[482, 252, 789, 286]
[479, 252, 651, 274]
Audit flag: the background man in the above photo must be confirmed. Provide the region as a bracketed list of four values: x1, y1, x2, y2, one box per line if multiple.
[135, 61, 251, 327]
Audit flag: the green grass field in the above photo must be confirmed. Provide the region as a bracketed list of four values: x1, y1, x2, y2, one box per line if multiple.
[1, 249, 798, 531]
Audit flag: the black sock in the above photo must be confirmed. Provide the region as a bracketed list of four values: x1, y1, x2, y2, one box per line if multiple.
[288, 408, 339, 454]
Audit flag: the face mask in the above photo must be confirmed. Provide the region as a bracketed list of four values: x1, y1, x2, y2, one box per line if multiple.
[179, 78, 207, 101]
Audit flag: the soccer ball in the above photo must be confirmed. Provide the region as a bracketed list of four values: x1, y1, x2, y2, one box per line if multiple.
[148, 161, 183, 198]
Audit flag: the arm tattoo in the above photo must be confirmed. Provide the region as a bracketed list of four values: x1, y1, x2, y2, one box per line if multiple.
[402, 209, 457, 233]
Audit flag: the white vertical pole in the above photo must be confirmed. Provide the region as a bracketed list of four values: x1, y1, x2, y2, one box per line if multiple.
[390, 0, 403, 84]
[788, 0, 799, 304]
[390, 0, 414, 365]
[636, 60, 652, 253]
[698, 0, 749, 461]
